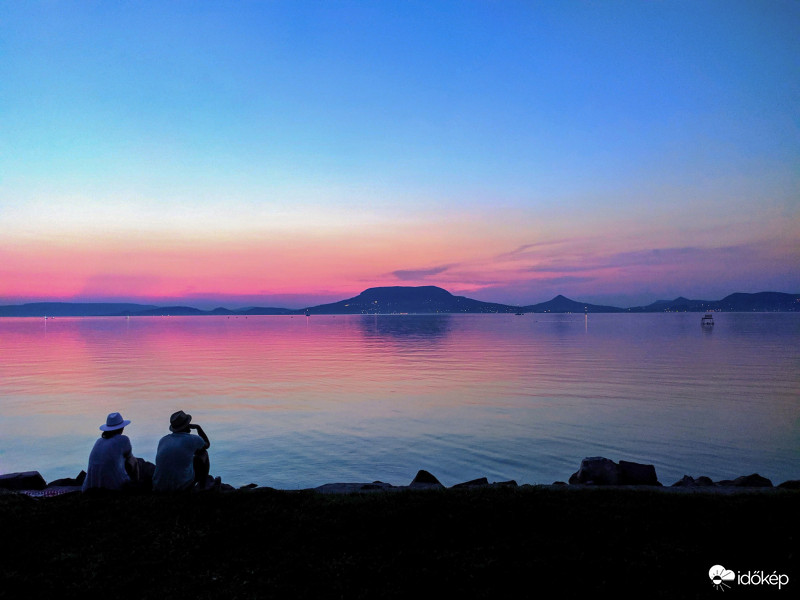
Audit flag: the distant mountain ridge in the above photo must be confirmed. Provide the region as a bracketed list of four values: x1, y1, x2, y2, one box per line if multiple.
[0, 288, 798, 317]
[0, 302, 161, 317]
[627, 291, 800, 313]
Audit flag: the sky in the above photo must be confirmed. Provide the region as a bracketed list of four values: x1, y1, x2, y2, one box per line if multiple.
[1, 1, 798, 309]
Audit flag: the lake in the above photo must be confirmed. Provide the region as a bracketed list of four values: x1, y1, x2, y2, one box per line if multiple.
[0, 312, 797, 489]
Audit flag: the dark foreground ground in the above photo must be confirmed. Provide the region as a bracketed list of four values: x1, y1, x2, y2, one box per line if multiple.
[1, 485, 796, 599]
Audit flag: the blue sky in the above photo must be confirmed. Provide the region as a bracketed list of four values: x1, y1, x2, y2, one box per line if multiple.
[1, 1, 798, 308]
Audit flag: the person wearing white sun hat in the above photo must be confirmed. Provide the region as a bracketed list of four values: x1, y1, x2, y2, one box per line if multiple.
[82, 412, 142, 491]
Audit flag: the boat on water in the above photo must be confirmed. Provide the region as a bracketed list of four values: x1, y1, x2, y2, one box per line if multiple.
[701, 313, 714, 327]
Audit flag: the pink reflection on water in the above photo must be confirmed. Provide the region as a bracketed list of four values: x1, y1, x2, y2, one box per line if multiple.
[0, 313, 797, 489]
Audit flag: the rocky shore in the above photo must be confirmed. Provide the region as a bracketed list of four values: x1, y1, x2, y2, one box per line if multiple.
[2, 456, 798, 496]
[1, 456, 797, 598]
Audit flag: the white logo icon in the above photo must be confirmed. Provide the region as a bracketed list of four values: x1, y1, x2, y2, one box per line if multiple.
[709, 565, 735, 590]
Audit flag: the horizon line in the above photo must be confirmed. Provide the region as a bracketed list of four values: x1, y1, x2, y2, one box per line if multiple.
[1, 285, 798, 313]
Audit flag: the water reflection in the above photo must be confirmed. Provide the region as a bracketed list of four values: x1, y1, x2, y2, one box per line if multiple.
[357, 314, 452, 341]
[1, 313, 798, 488]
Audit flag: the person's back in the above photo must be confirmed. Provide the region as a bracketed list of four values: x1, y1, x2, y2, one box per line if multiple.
[152, 431, 206, 491]
[152, 410, 211, 492]
[83, 412, 135, 491]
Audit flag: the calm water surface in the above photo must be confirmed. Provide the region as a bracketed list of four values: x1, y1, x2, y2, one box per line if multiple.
[1, 313, 797, 488]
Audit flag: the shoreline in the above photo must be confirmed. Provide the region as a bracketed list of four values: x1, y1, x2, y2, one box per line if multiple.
[3, 456, 798, 498]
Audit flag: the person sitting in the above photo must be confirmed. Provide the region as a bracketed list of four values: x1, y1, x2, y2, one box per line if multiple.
[83, 412, 144, 491]
[153, 410, 214, 492]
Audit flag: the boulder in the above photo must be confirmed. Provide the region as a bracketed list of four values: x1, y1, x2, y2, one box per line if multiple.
[491, 480, 518, 488]
[411, 470, 440, 484]
[569, 457, 660, 486]
[618, 460, 660, 486]
[671, 475, 715, 488]
[731, 473, 772, 488]
[452, 477, 489, 489]
[359, 482, 393, 491]
[409, 470, 444, 489]
[0, 471, 47, 491]
[314, 482, 396, 494]
[671, 475, 695, 487]
[47, 471, 86, 488]
[568, 457, 620, 485]
[777, 480, 800, 490]
[716, 474, 773, 488]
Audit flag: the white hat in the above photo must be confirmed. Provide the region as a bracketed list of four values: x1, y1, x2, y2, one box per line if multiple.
[100, 412, 131, 431]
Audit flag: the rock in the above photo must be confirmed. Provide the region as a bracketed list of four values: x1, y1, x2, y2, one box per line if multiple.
[411, 470, 441, 484]
[47, 471, 86, 488]
[671, 475, 715, 488]
[202, 476, 223, 492]
[137, 459, 155, 483]
[359, 483, 391, 491]
[240, 483, 259, 489]
[409, 470, 444, 489]
[314, 482, 397, 494]
[618, 460, 660, 486]
[731, 473, 772, 488]
[0, 471, 47, 491]
[671, 475, 695, 487]
[452, 477, 489, 489]
[569, 457, 661, 486]
[777, 480, 800, 490]
[716, 474, 773, 488]
[491, 480, 518, 488]
[568, 457, 620, 485]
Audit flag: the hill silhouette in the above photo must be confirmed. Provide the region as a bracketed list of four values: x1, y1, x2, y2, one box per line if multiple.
[303, 286, 518, 314]
[0, 288, 797, 317]
[521, 295, 624, 313]
[628, 291, 799, 313]
[0, 302, 160, 317]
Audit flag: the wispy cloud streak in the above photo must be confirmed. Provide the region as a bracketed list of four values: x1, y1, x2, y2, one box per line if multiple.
[392, 264, 457, 281]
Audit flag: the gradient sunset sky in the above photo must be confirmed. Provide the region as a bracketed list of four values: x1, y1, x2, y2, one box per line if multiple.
[2, 1, 798, 308]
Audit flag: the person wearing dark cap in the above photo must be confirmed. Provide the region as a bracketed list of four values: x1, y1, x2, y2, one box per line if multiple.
[153, 410, 213, 491]
[83, 412, 141, 491]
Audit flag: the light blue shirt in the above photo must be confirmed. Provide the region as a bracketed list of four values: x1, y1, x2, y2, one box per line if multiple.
[153, 432, 206, 491]
[82, 435, 132, 491]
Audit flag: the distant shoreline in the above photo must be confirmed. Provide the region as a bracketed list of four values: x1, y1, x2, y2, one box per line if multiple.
[1, 286, 798, 317]
[2, 310, 799, 318]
